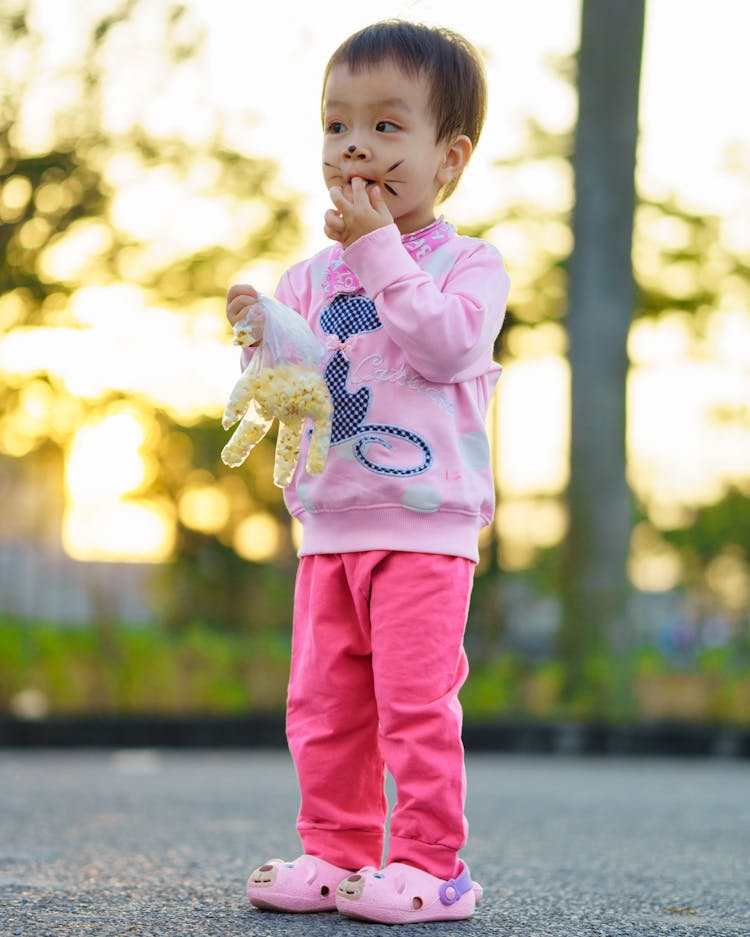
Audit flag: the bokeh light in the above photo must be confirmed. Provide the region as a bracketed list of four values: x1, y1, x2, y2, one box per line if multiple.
[179, 481, 231, 535]
[233, 513, 283, 564]
[63, 408, 174, 561]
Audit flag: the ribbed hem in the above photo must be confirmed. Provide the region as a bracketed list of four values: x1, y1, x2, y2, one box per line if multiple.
[296, 507, 482, 563]
[299, 827, 384, 872]
[387, 834, 462, 880]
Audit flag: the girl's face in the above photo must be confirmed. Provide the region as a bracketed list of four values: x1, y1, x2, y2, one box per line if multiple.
[322, 60, 464, 235]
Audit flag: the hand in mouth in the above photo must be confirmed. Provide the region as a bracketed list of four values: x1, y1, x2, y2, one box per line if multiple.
[345, 174, 399, 197]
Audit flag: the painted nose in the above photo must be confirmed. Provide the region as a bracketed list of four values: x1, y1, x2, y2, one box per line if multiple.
[344, 143, 367, 159]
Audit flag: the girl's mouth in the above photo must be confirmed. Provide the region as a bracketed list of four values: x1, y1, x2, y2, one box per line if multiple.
[324, 162, 399, 196]
[335, 168, 400, 197]
[347, 176, 399, 196]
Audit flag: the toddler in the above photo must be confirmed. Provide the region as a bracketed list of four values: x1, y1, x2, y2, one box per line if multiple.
[227, 19, 510, 925]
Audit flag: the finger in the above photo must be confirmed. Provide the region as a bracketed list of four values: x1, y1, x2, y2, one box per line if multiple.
[324, 209, 345, 232]
[227, 301, 245, 325]
[351, 175, 371, 209]
[228, 295, 253, 318]
[228, 307, 249, 326]
[228, 296, 260, 324]
[369, 185, 393, 221]
[328, 185, 352, 211]
[227, 283, 258, 303]
[324, 220, 344, 243]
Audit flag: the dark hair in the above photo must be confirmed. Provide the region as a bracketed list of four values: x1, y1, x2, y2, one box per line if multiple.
[322, 20, 487, 199]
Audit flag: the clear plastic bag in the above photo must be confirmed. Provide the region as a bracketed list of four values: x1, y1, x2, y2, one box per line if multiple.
[221, 294, 333, 487]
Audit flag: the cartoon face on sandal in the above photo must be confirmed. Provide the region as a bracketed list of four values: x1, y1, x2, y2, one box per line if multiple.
[247, 862, 279, 888]
[337, 873, 367, 899]
[247, 855, 349, 913]
[335, 862, 481, 924]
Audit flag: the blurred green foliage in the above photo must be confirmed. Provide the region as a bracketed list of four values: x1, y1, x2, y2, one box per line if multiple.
[0, 616, 291, 714]
[2, 616, 749, 724]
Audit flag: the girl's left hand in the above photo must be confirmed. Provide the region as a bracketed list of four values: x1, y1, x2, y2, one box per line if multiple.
[324, 176, 393, 249]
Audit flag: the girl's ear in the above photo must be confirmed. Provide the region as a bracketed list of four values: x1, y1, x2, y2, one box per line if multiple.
[436, 135, 473, 187]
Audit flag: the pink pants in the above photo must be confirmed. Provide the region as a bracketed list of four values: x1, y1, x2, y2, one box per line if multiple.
[286, 550, 475, 880]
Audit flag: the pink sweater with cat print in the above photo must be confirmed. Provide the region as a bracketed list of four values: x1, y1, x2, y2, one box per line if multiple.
[270, 217, 509, 562]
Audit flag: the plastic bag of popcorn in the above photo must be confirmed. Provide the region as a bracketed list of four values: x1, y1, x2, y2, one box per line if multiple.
[221, 294, 333, 487]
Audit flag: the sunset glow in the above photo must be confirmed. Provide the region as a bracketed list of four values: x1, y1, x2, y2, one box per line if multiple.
[63, 409, 174, 562]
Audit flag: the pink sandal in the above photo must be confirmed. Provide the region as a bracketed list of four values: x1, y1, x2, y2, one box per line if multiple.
[246, 855, 350, 913]
[336, 861, 482, 924]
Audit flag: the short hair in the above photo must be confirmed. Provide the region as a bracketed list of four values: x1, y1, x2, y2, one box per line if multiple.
[322, 20, 487, 199]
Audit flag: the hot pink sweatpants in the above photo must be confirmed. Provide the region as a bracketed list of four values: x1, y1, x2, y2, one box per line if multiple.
[286, 550, 474, 880]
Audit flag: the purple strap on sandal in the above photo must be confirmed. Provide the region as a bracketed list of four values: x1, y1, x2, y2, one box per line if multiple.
[438, 865, 473, 906]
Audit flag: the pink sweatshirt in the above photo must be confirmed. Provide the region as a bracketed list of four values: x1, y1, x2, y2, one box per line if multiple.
[270, 217, 509, 562]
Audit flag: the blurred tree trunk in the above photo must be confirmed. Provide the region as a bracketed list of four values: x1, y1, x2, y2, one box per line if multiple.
[559, 0, 646, 715]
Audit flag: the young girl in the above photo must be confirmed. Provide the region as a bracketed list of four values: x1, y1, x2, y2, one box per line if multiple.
[227, 19, 509, 925]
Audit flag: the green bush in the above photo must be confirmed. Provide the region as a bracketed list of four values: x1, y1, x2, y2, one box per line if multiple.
[0, 617, 291, 716]
[2, 616, 749, 724]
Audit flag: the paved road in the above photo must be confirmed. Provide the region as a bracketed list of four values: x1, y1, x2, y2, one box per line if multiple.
[1, 751, 748, 936]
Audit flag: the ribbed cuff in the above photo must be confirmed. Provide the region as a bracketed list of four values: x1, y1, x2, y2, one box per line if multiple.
[343, 224, 421, 298]
[298, 826, 384, 872]
[386, 834, 462, 880]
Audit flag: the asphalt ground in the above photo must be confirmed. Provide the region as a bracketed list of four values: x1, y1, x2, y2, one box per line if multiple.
[1, 751, 748, 937]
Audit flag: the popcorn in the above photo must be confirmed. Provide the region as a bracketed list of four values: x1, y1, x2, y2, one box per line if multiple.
[221, 293, 333, 487]
[222, 361, 332, 487]
[232, 315, 264, 348]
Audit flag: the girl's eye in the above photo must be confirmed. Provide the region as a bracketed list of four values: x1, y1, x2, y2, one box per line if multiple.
[327, 121, 347, 134]
[376, 121, 399, 133]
